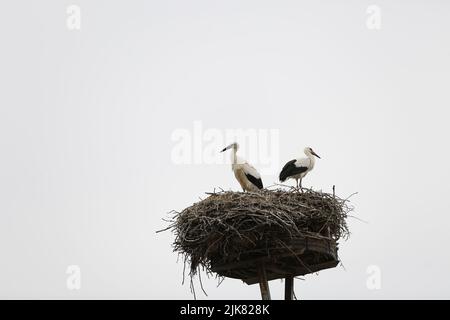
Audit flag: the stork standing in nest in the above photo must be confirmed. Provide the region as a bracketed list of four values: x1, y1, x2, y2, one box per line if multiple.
[221, 142, 263, 192]
[279, 147, 321, 190]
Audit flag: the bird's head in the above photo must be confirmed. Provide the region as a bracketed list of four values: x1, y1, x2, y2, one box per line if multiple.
[305, 147, 321, 159]
[221, 142, 239, 153]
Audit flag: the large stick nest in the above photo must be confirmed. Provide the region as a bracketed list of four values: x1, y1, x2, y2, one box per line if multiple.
[164, 187, 353, 278]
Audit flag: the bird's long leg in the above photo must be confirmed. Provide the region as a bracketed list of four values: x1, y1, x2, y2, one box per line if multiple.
[295, 179, 299, 189]
[300, 179, 303, 192]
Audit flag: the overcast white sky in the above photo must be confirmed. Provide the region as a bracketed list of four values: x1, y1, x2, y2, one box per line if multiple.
[1, 0, 450, 299]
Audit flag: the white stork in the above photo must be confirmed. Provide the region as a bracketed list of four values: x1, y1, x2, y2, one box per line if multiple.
[221, 142, 263, 192]
[279, 147, 321, 189]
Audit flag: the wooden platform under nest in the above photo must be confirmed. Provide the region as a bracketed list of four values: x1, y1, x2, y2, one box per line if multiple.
[210, 235, 339, 285]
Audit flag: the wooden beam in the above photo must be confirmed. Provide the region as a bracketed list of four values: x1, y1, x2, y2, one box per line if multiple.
[211, 236, 337, 273]
[257, 264, 271, 300]
[285, 276, 294, 300]
[243, 259, 339, 285]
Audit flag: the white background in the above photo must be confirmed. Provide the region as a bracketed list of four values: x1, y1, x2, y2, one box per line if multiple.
[0, 1, 449, 299]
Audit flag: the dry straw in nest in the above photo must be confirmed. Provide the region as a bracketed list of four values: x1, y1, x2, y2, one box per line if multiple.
[161, 187, 353, 279]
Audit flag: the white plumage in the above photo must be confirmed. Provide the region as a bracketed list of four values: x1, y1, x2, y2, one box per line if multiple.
[279, 147, 321, 189]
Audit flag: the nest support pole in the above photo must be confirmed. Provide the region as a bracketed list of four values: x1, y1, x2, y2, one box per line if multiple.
[284, 276, 294, 300]
[257, 264, 271, 300]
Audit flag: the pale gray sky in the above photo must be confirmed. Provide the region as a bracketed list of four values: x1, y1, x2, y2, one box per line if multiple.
[0, 0, 449, 299]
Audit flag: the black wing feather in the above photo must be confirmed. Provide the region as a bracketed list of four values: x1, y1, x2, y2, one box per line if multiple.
[279, 159, 308, 182]
[245, 173, 264, 189]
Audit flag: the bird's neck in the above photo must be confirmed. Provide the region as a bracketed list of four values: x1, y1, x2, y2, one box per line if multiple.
[308, 154, 316, 167]
[231, 148, 237, 165]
